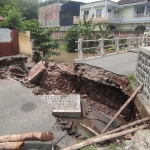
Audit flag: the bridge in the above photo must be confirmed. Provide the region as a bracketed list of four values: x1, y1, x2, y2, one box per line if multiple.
[74, 51, 138, 76]
[74, 37, 150, 76]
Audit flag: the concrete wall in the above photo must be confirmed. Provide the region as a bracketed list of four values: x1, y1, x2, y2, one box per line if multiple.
[135, 46, 150, 101]
[117, 24, 132, 29]
[120, 6, 134, 19]
[19, 31, 33, 56]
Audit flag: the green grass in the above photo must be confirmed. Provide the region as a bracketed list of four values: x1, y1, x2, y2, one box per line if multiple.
[126, 74, 137, 89]
[80, 145, 96, 150]
[109, 144, 118, 150]
[58, 44, 67, 51]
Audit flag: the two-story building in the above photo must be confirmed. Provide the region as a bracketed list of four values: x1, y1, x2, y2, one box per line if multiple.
[38, 1, 82, 30]
[74, 0, 150, 30]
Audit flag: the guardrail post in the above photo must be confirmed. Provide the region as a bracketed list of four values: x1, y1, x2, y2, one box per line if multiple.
[128, 37, 131, 50]
[99, 38, 104, 56]
[138, 37, 141, 47]
[115, 38, 119, 53]
[78, 38, 83, 60]
[145, 37, 148, 46]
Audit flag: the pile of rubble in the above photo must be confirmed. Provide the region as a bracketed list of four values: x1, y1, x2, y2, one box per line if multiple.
[0, 58, 133, 120]
[21, 61, 132, 121]
[0, 55, 28, 80]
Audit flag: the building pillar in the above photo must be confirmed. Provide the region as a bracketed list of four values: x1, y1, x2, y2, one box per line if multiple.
[80, 5, 81, 19]
[144, 5, 147, 16]
[91, 3, 94, 17]
[132, 6, 135, 18]
[104, 0, 108, 17]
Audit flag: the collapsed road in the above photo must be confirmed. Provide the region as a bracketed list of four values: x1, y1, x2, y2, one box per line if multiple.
[0, 55, 143, 149]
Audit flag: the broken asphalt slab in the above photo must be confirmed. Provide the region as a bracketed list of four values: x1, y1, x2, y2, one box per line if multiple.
[0, 79, 76, 149]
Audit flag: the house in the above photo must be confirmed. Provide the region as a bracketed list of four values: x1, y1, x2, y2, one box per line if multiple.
[73, 0, 150, 30]
[0, 16, 5, 21]
[38, 1, 83, 30]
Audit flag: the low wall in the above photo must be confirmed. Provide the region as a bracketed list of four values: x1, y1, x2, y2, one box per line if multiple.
[19, 31, 33, 56]
[135, 46, 150, 101]
[51, 30, 144, 39]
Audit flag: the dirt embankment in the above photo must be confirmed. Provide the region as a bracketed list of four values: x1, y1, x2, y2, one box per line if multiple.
[23, 62, 134, 121]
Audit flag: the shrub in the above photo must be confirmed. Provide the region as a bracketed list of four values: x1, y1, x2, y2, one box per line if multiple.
[21, 19, 60, 62]
[107, 24, 116, 30]
[64, 26, 79, 52]
[135, 25, 146, 30]
[0, 7, 22, 29]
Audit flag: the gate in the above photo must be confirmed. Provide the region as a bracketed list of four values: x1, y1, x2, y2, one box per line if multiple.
[0, 29, 19, 57]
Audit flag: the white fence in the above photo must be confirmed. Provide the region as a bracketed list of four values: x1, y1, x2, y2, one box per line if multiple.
[75, 37, 150, 60]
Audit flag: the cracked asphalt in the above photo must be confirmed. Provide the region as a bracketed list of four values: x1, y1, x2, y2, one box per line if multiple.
[0, 79, 76, 150]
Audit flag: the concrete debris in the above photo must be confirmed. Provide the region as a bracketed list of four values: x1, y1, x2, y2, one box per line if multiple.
[28, 61, 46, 83]
[123, 129, 150, 150]
[8, 66, 26, 74]
[23, 62, 132, 120]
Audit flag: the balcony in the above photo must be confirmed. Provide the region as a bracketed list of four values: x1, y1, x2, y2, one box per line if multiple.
[122, 13, 150, 23]
[73, 13, 122, 24]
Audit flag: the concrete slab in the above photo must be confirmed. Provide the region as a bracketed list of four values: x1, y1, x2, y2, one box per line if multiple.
[0, 79, 76, 149]
[74, 52, 138, 76]
[41, 94, 81, 118]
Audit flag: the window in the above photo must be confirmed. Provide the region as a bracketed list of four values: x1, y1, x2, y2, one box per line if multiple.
[50, 13, 53, 20]
[84, 11, 89, 16]
[96, 9, 102, 17]
[114, 10, 119, 14]
[108, 9, 111, 13]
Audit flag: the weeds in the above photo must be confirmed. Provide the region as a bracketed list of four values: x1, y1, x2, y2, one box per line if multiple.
[58, 44, 67, 51]
[80, 145, 96, 150]
[126, 74, 137, 89]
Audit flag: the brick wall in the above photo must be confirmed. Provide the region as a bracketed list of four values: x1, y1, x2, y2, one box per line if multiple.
[51, 30, 144, 38]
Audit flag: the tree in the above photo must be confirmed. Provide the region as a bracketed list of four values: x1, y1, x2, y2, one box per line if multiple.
[39, 0, 68, 7]
[0, 0, 38, 20]
[97, 24, 113, 45]
[21, 19, 60, 62]
[17, 0, 38, 19]
[78, 14, 96, 40]
[0, 5, 22, 29]
[0, 0, 18, 9]
[64, 26, 79, 52]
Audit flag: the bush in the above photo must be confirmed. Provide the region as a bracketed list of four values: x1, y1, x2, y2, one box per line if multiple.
[64, 26, 79, 52]
[21, 19, 60, 62]
[107, 24, 116, 30]
[135, 25, 146, 30]
[0, 8, 22, 29]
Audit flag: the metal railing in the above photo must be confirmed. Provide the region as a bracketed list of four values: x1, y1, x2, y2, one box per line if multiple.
[75, 37, 150, 60]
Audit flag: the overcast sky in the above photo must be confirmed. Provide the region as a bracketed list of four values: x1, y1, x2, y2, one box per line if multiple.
[72, 0, 119, 2]
[41, 0, 120, 2]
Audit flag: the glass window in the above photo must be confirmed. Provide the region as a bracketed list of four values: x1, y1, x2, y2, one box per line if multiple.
[96, 9, 102, 17]
[114, 10, 119, 14]
[108, 9, 111, 13]
[84, 11, 89, 16]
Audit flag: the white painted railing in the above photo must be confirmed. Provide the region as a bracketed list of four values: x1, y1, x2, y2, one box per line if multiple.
[75, 37, 150, 60]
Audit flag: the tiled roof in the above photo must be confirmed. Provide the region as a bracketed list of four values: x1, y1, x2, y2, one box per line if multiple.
[118, 0, 146, 4]
[0, 16, 5, 21]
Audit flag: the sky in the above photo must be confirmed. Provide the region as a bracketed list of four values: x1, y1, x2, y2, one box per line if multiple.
[40, 0, 120, 2]
[75, 0, 119, 2]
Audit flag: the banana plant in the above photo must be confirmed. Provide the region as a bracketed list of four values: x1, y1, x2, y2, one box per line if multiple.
[78, 13, 99, 47]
